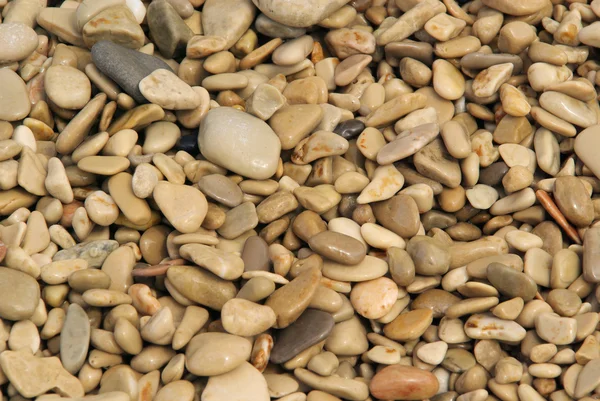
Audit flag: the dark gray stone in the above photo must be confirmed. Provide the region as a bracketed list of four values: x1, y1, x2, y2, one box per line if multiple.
[270, 309, 334, 364]
[147, 0, 193, 59]
[91, 40, 173, 104]
[479, 162, 509, 187]
[334, 119, 366, 140]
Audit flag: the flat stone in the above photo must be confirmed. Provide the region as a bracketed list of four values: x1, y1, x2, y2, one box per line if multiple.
[82, 5, 144, 49]
[377, 123, 439, 165]
[414, 138, 462, 188]
[241, 236, 270, 272]
[255, 14, 307, 39]
[138, 69, 201, 110]
[308, 231, 366, 265]
[0, 267, 39, 321]
[0, 350, 84, 398]
[92, 40, 174, 104]
[574, 358, 600, 398]
[217, 202, 259, 240]
[271, 309, 335, 364]
[60, 304, 90, 375]
[202, 0, 256, 49]
[53, 240, 119, 268]
[370, 365, 439, 401]
[185, 332, 252, 376]
[147, 0, 194, 58]
[539, 91, 597, 128]
[180, 243, 244, 280]
[166, 265, 237, 310]
[153, 181, 207, 233]
[553, 176, 594, 228]
[487, 262, 537, 301]
[0, 22, 38, 63]
[0, 69, 31, 121]
[407, 235, 451, 276]
[269, 104, 323, 150]
[37, 7, 85, 47]
[203, 362, 269, 401]
[465, 313, 526, 342]
[535, 312, 577, 345]
[325, 315, 369, 356]
[198, 107, 281, 180]
[384, 309, 433, 341]
[265, 267, 321, 328]
[197, 174, 244, 208]
[253, 0, 351, 28]
[221, 298, 276, 336]
[372, 194, 420, 238]
[350, 277, 398, 319]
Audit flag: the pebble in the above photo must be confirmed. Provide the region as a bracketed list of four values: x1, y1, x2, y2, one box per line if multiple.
[535, 312, 577, 345]
[370, 365, 439, 401]
[464, 313, 526, 342]
[254, 0, 350, 28]
[60, 303, 91, 374]
[376, 122, 439, 163]
[350, 277, 398, 319]
[0, 22, 38, 63]
[0, 69, 31, 121]
[147, 0, 193, 58]
[139, 69, 201, 110]
[384, 309, 433, 341]
[372, 194, 421, 238]
[185, 332, 252, 376]
[45, 65, 92, 110]
[265, 267, 321, 328]
[0, 267, 40, 320]
[553, 176, 594, 227]
[166, 265, 237, 310]
[202, 0, 256, 49]
[487, 262, 538, 301]
[82, 5, 144, 49]
[308, 231, 365, 265]
[92, 40, 174, 104]
[199, 107, 281, 180]
[153, 181, 207, 233]
[271, 309, 334, 364]
[203, 362, 269, 401]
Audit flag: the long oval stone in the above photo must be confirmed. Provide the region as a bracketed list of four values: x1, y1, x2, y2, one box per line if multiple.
[166, 265, 237, 310]
[370, 365, 439, 401]
[270, 309, 334, 364]
[322, 255, 388, 282]
[60, 303, 90, 375]
[185, 332, 252, 376]
[487, 262, 537, 301]
[308, 231, 366, 265]
[539, 91, 597, 128]
[376, 123, 439, 165]
[53, 240, 119, 268]
[465, 313, 526, 342]
[265, 267, 321, 328]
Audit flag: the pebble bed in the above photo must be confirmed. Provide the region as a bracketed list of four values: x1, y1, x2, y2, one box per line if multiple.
[2, 0, 600, 400]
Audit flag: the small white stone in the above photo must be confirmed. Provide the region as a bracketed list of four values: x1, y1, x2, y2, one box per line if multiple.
[466, 184, 499, 210]
[416, 341, 448, 365]
[12, 125, 36, 152]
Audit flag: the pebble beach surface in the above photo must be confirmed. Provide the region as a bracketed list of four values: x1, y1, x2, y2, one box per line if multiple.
[2, 0, 600, 400]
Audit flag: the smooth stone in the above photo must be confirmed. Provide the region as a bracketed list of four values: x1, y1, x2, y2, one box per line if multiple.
[574, 358, 600, 398]
[407, 235, 450, 276]
[82, 5, 144, 49]
[60, 303, 90, 375]
[325, 315, 368, 356]
[36, 8, 85, 47]
[221, 298, 276, 336]
[308, 231, 366, 265]
[0, 69, 31, 121]
[92, 40, 174, 104]
[139, 69, 200, 110]
[322, 255, 388, 282]
[0, 350, 84, 398]
[414, 138, 462, 188]
[45, 65, 92, 110]
[481, 0, 550, 16]
[0, 267, 40, 321]
[203, 362, 269, 401]
[539, 91, 597, 128]
[333, 119, 365, 140]
[255, 13, 307, 39]
[575, 125, 600, 180]
[464, 313, 526, 342]
[180, 243, 244, 280]
[185, 332, 252, 376]
[272, 35, 313, 66]
[166, 265, 237, 310]
[357, 165, 404, 204]
[553, 176, 594, 227]
[384, 309, 433, 341]
[202, 0, 256, 49]
[487, 262, 537, 301]
[217, 202, 259, 240]
[197, 174, 244, 208]
[53, 240, 119, 267]
[199, 107, 281, 180]
[265, 267, 321, 329]
[370, 365, 439, 401]
[271, 309, 335, 364]
[350, 277, 398, 319]
[147, 0, 194, 58]
[295, 369, 368, 400]
[270, 104, 324, 150]
[372, 194, 420, 238]
[377, 123, 440, 164]
[153, 181, 207, 233]
[535, 312, 577, 345]
[0, 22, 38, 63]
[252, 0, 350, 28]
[412, 289, 461, 318]
[55, 93, 107, 154]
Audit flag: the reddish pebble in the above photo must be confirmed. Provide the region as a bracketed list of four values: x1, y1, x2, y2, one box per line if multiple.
[369, 365, 439, 400]
[60, 200, 84, 228]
